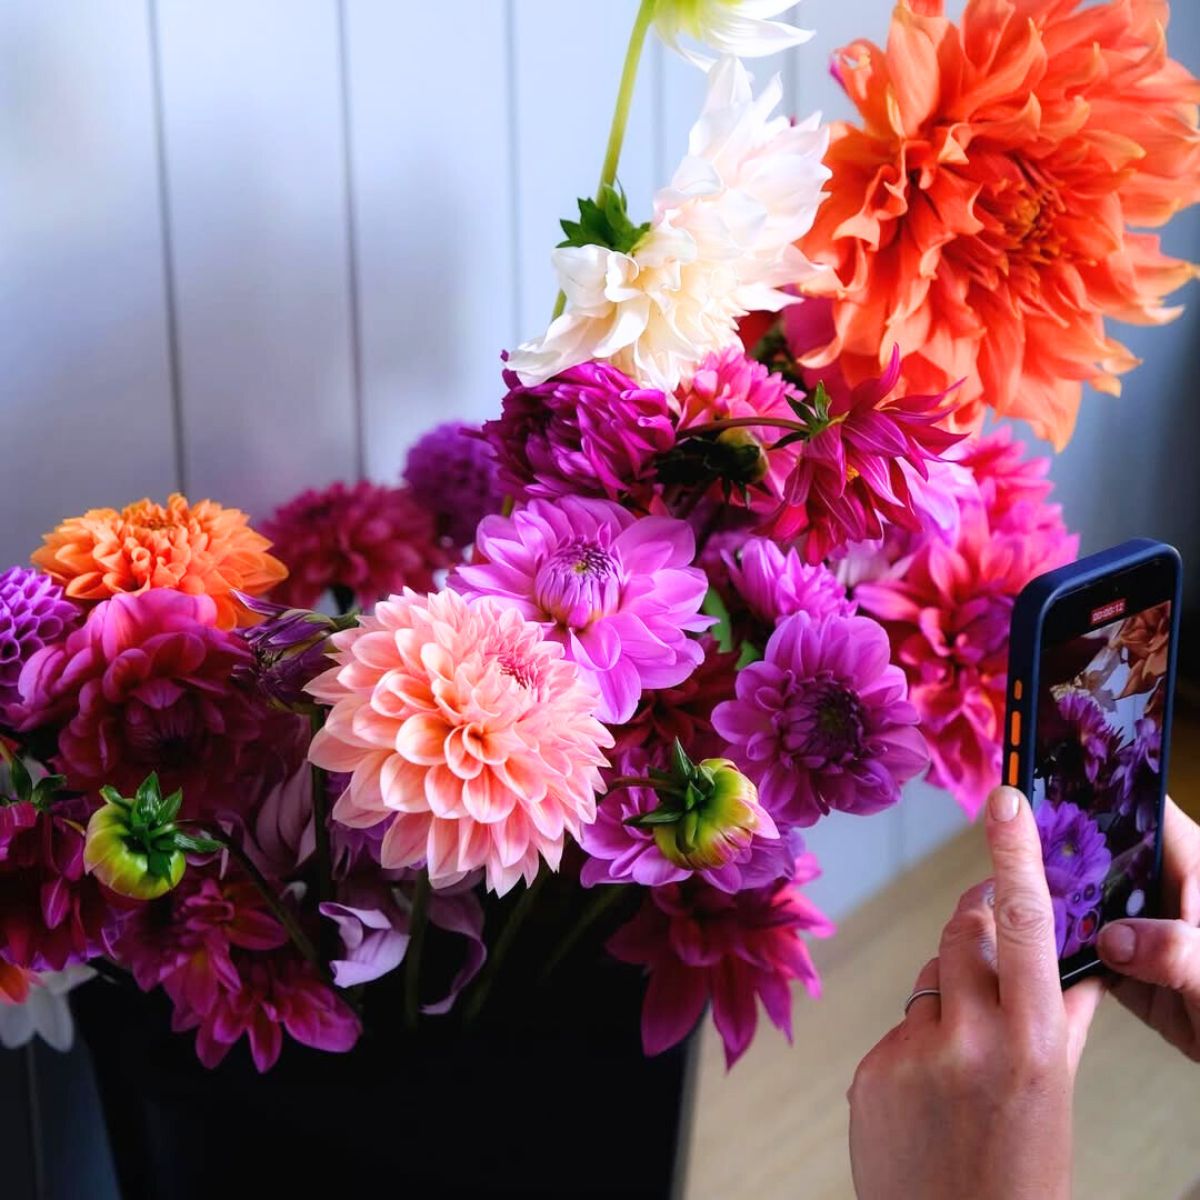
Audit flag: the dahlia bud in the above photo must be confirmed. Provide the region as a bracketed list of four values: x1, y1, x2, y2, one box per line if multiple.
[625, 741, 775, 871]
[84, 773, 217, 900]
[715, 428, 769, 486]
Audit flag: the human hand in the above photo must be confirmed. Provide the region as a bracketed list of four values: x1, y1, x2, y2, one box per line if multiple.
[1097, 796, 1200, 1061]
[847, 786, 1102, 1200]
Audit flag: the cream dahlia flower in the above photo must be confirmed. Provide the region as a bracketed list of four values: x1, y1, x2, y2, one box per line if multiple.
[307, 589, 613, 896]
[508, 57, 830, 391]
[654, 0, 812, 69]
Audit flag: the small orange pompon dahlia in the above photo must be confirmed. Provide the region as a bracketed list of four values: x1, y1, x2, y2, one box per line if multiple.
[32, 494, 287, 630]
[799, 0, 1200, 449]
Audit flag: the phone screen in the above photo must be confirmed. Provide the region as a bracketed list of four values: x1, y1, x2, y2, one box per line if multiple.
[1033, 594, 1172, 976]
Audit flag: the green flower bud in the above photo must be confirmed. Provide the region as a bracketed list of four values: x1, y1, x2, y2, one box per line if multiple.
[714, 428, 769, 486]
[83, 774, 216, 900]
[625, 742, 774, 872]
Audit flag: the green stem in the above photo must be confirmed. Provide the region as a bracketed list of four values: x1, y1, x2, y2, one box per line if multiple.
[404, 870, 431, 1031]
[463, 871, 547, 1025]
[605, 775, 682, 796]
[551, 0, 657, 320]
[680, 416, 808, 438]
[538, 885, 632, 985]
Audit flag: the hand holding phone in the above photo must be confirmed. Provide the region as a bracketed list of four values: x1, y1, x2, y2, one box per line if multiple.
[1006, 539, 1182, 985]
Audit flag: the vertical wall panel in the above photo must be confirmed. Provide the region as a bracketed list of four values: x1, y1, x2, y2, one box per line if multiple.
[511, 0, 659, 343]
[345, 0, 516, 479]
[0, 0, 177, 568]
[155, 0, 356, 518]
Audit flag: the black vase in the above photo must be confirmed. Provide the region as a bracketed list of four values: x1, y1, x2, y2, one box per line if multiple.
[72, 957, 697, 1200]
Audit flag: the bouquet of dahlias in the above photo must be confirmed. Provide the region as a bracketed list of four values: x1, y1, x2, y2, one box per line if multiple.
[2, 0, 1197, 1076]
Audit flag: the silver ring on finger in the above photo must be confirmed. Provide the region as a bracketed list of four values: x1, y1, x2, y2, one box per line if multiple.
[903, 987, 942, 1016]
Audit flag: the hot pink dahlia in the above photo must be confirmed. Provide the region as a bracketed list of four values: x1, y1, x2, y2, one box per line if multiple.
[712, 612, 928, 827]
[263, 481, 449, 611]
[608, 853, 834, 1068]
[451, 497, 712, 724]
[581, 745, 790, 893]
[17, 590, 295, 821]
[675, 347, 805, 513]
[307, 588, 613, 896]
[725, 537, 854, 633]
[483, 362, 675, 504]
[0, 798, 123, 970]
[856, 499, 1077, 818]
[764, 347, 965, 560]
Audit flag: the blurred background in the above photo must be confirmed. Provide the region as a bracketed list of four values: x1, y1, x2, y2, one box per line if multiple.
[2, 1, 1198, 1196]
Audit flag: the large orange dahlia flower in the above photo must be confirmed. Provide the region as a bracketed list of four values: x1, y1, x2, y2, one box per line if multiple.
[33, 494, 286, 629]
[799, 0, 1200, 448]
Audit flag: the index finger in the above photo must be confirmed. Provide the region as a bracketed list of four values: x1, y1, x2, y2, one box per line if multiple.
[984, 785, 1060, 1019]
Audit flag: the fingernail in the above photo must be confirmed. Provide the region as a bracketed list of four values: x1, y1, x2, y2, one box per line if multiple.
[1100, 922, 1136, 964]
[988, 786, 1021, 823]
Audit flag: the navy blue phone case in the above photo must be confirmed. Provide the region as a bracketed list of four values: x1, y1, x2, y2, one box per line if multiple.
[1005, 539, 1183, 985]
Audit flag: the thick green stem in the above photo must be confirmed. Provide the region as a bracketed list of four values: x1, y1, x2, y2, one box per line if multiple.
[538, 885, 632, 985]
[463, 871, 547, 1025]
[680, 416, 808, 438]
[551, 0, 657, 320]
[404, 870, 431, 1031]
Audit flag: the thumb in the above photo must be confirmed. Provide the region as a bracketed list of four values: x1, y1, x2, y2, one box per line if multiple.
[1097, 919, 1200, 1004]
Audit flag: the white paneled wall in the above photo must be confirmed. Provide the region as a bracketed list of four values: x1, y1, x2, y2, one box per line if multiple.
[2, 0, 1198, 920]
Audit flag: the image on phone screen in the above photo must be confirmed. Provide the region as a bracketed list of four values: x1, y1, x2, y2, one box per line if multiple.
[1033, 600, 1171, 973]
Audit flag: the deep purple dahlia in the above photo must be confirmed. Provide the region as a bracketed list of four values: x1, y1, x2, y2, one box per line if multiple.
[1036, 798, 1112, 957]
[403, 421, 504, 546]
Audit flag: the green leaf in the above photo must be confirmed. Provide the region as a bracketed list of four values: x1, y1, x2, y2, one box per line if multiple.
[701, 586, 734, 654]
[670, 738, 695, 783]
[736, 640, 763, 669]
[8, 754, 32, 802]
[558, 183, 650, 255]
[99, 785, 126, 807]
[624, 807, 683, 828]
[135, 772, 161, 810]
[160, 788, 184, 825]
[31, 775, 67, 807]
[145, 849, 173, 881]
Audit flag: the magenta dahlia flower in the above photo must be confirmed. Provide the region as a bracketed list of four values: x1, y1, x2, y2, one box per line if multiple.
[725, 537, 853, 632]
[483, 362, 675, 503]
[1036, 799, 1111, 958]
[581, 745, 790, 893]
[675, 348, 804, 513]
[0, 798, 123, 970]
[712, 612, 928, 827]
[0, 567, 79, 728]
[856, 496, 1077, 818]
[18, 590, 296, 821]
[263, 481, 449, 611]
[451, 497, 712, 723]
[1113, 716, 1162, 833]
[763, 346, 964, 561]
[957, 427, 1055, 529]
[307, 588, 612, 895]
[608, 854, 834, 1068]
[403, 421, 504, 546]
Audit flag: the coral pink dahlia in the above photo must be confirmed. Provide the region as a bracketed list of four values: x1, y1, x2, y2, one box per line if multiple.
[450, 497, 712, 724]
[307, 589, 613, 896]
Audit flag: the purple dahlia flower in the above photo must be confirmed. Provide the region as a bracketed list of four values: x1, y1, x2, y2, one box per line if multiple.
[450, 496, 712, 724]
[1036, 798, 1112, 957]
[0, 567, 78, 727]
[482, 363, 675, 503]
[712, 611, 929, 827]
[403, 421, 504, 546]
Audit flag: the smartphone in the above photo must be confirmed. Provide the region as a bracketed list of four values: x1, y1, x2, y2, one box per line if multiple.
[1007, 539, 1182, 985]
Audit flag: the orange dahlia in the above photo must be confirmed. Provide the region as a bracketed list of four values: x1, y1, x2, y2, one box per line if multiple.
[33, 494, 286, 630]
[799, 0, 1200, 448]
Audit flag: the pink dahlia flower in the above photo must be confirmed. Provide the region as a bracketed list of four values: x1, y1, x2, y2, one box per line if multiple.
[765, 347, 965, 561]
[307, 589, 612, 896]
[956, 427, 1055, 532]
[483, 362, 675, 504]
[179, 950, 359, 1073]
[675, 348, 804, 513]
[608, 853, 834, 1068]
[856, 499, 1077, 818]
[0, 798, 123, 970]
[725, 537, 854, 632]
[263, 481, 449, 611]
[581, 745, 790, 893]
[17, 590, 295, 821]
[712, 612, 928, 827]
[451, 497, 712, 724]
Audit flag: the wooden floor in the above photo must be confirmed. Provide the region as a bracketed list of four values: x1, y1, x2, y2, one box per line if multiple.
[685, 708, 1200, 1200]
